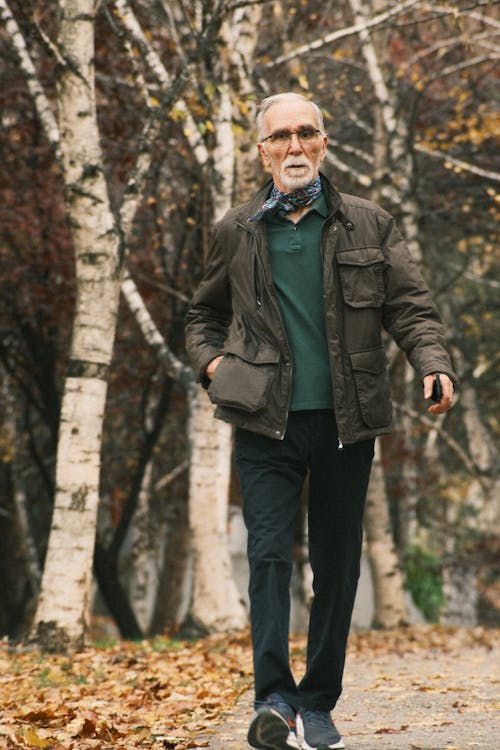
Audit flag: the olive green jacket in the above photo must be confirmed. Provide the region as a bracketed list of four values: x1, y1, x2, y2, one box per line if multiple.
[185, 175, 456, 444]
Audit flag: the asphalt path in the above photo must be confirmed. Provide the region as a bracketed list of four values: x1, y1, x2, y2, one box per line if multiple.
[201, 640, 499, 750]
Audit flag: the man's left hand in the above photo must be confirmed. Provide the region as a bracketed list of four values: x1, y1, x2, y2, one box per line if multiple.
[423, 373, 454, 415]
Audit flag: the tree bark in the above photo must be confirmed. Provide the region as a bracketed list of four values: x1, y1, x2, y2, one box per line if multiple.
[183, 386, 246, 634]
[364, 441, 408, 628]
[182, 51, 247, 633]
[30, 0, 123, 652]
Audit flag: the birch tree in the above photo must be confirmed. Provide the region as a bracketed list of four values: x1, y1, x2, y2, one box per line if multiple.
[119, 0, 248, 632]
[2, 0, 251, 641]
[29, 0, 127, 651]
[180, 3, 260, 633]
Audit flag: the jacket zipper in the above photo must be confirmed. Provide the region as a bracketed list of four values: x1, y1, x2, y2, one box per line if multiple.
[253, 253, 262, 308]
[238, 220, 293, 439]
[321, 218, 347, 450]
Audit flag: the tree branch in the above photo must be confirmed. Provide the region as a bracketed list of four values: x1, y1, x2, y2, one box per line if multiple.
[263, 0, 421, 69]
[0, 0, 61, 160]
[393, 401, 488, 487]
[415, 144, 500, 183]
[113, 0, 209, 166]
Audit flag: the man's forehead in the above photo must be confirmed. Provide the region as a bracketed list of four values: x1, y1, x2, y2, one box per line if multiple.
[264, 99, 318, 127]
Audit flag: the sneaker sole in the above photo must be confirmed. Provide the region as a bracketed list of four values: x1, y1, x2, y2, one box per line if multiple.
[248, 709, 299, 750]
[301, 741, 345, 750]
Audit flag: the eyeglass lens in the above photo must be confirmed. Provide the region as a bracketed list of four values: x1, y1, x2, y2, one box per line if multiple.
[267, 128, 319, 143]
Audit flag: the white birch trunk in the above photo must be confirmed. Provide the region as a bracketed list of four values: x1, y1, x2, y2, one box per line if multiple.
[0, 0, 60, 158]
[226, 4, 263, 202]
[6, 0, 245, 636]
[120, 462, 162, 633]
[347, 0, 416, 625]
[31, 0, 122, 651]
[116, 4, 243, 632]
[364, 441, 408, 628]
[439, 347, 500, 626]
[185, 387, 246, 632]
[183, 75, 246, 632]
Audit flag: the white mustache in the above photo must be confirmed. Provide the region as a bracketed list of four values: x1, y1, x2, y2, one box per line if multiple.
[283, 157, 311, 169]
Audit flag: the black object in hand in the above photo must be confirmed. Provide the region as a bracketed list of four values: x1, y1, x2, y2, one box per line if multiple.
[431, 373, 443, 402]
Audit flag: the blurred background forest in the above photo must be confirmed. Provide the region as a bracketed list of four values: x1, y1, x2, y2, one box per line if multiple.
[0, 0, 498, 651]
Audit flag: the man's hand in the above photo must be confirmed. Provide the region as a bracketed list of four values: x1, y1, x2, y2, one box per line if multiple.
[423, 373, 454, 415]
[205, 355, 224, 381]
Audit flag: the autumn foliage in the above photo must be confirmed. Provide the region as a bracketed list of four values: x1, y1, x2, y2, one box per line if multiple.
[1, 625, 498, 749]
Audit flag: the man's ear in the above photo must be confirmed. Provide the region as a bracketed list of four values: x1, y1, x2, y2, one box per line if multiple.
[319, 135, 328, 162]
[257, 142, 271, 171]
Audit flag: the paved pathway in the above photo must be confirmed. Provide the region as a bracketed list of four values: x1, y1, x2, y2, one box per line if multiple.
[201, 642, 499, 750]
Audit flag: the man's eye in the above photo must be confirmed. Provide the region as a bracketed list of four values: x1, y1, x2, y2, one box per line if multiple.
[298, 129, 316, 140]
[273, 131, 290, 141]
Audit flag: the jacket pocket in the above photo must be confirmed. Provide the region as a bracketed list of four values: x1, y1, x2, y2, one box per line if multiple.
[337, 247, 385, 308]
[350, 347, 392, 428]
[208, 344, 280, 412]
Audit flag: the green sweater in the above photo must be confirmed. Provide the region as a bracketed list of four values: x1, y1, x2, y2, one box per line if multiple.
[265, 193, 334, 411]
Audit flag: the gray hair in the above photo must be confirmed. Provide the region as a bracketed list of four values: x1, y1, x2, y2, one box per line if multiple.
[256, 92, 326, 141]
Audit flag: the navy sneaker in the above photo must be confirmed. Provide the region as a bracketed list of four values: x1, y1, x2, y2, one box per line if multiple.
[298, 709, 345, 750]
[248, 692, 299, 750]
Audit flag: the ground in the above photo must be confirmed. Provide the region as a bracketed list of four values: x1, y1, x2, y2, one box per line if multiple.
[0, 626, 498, 750]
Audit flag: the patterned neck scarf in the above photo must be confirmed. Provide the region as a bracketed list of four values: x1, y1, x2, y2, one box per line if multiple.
[249, 176, 322, 222]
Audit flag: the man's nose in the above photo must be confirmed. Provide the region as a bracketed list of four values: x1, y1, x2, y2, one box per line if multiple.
[288, 133, 304, 153]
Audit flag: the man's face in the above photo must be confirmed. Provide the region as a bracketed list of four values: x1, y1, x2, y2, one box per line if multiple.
[257, 99, 328, 192]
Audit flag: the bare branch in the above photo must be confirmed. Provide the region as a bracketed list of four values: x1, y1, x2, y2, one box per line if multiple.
[433, 3, 500, 31]
[121, 271, 193, 386]
[394, 402, 488, 485]
[0, 0, 60, 159]
[446, 265, 500, 289]
[325, 149, 373, 188]
[227, 0, 272, 10]
[113, 0, 209, 167]
[328, 138, 374, 165]
[440, 52, 499, 77]
[1, 0, 194, 392]
[28, 9, 66, 66]
[154, 459, 189, 491]
[325, 148, 405, 204]
[405, 29, 499, 67]
[415, 145, 500, 183]
[263, 0, 421, 69]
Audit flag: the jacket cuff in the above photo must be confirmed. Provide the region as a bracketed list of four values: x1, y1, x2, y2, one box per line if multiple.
[422, 369, 459, 390]
[198, 352, 223, 389]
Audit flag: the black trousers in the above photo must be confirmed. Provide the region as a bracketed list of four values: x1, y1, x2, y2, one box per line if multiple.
[234, 410, 374, 712]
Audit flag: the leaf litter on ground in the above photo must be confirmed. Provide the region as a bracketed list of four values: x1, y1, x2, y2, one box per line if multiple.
[0, 625, 497, 750]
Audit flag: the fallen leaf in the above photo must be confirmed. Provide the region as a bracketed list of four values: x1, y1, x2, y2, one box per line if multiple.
[23, 728, 51, 748]
[375, 726, 407, 734]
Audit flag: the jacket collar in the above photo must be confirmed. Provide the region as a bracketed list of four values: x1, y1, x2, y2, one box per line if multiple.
[242, 171, 341, 225]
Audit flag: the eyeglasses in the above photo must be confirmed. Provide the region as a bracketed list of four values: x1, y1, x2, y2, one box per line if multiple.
[260, 127, 322, 145]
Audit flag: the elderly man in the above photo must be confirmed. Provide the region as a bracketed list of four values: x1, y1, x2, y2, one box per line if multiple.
[185, 92, 455, 750]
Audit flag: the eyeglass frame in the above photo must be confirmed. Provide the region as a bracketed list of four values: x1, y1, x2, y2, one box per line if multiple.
[260, 127, 322, 144]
